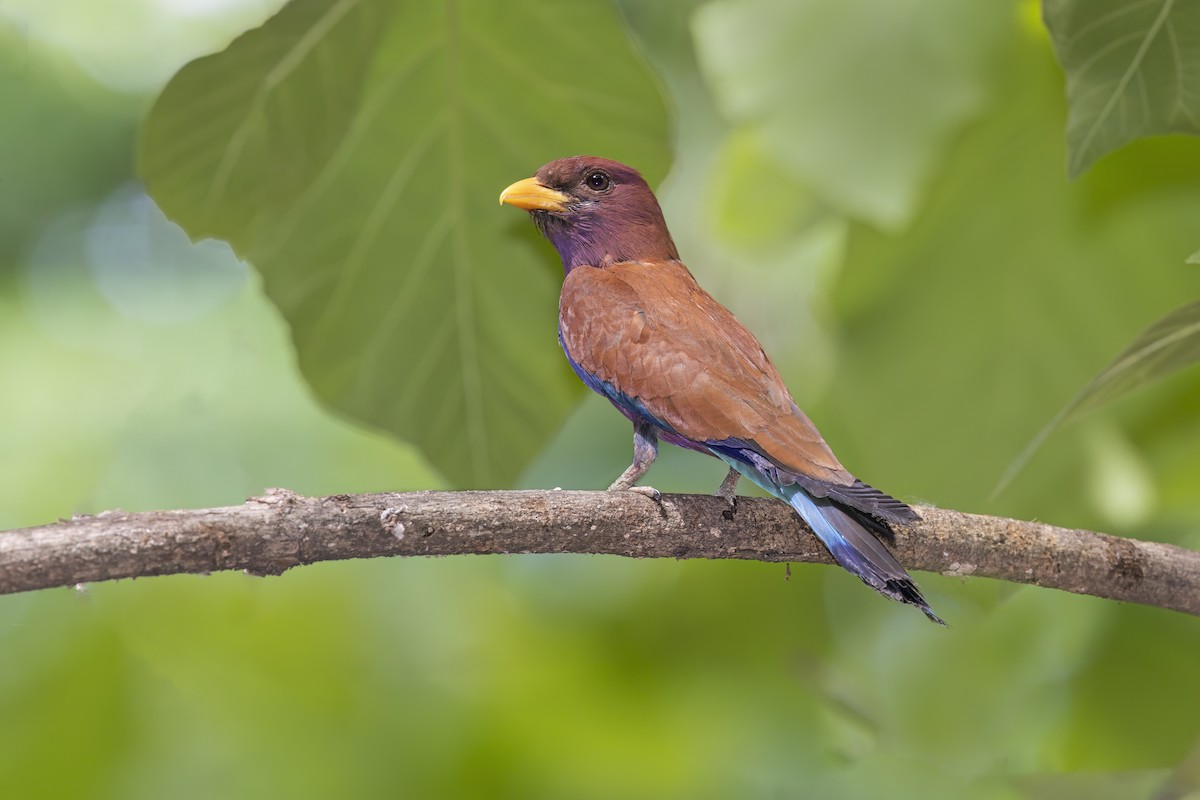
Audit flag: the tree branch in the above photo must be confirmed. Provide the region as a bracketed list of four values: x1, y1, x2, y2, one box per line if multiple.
[1, 489, 1197, 616]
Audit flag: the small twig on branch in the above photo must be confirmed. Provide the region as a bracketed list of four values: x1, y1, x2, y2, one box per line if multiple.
[0, 490, 1196, 616]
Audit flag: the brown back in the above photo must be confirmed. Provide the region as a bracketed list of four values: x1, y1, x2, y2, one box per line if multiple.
[559, 259, 855, 487]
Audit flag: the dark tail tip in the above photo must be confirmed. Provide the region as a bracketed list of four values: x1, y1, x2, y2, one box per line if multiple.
[790, 489, 946, 625]
[889, 578, 946, 626]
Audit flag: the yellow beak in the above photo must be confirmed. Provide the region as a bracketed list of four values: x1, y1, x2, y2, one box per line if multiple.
[498, 177, 570, 212]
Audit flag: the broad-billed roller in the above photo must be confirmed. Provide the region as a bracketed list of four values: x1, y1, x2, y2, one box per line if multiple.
[500, 157, 942, 624]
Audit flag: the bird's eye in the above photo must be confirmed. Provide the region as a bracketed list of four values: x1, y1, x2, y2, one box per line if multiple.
[585, 171, 611, 192]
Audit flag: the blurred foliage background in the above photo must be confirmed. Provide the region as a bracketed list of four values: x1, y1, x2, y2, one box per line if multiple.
[3, 0, 1200, 798]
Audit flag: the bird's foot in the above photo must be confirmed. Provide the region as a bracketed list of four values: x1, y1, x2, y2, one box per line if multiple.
[608, 472, 661, 501]
[715, 468, 740, 509]
[610, 484, 661, 502]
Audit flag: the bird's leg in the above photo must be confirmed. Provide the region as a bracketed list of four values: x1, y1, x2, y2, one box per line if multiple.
[608, 419, 660, 500]
[715, 467, 740, 508]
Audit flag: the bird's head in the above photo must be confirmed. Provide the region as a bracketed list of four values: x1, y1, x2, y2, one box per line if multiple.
[499, 156, 679, 272]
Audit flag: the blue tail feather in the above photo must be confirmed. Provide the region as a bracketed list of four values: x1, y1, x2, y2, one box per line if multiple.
[714, 453, 943, 625]
[788, 488, 943, 624]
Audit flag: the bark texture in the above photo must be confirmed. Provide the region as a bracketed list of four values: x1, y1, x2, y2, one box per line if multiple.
[1, 489, 1196, 615]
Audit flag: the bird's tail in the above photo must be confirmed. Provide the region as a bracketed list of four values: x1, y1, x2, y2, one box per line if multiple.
[786, 487, 944, 625]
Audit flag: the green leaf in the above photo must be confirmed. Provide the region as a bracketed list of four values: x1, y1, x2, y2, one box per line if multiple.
[1055, 300, 1200, 416]
[692, 0, 1009, 229]
[998, 299, 1200, 495]
[1188, 248, 1200, 264]
[0, 28, 138, 269]
[816, 32, 1200, 516]
[1043, 0, 1200, 177]
[139, 0, 671, 488]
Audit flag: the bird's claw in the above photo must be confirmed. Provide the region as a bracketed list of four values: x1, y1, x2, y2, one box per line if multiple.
[623, 485, 662, 502]
[614, 484, 662, 503]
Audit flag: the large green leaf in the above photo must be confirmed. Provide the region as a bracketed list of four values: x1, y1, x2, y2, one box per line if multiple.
[998, 299, 1200, 495]
[1043, 0, 1200, 177]
[139, 0, 671, 487]
[692, 0, 1009, 229]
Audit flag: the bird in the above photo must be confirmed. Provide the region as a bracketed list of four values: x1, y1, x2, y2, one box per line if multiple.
[500, 156, 943, 624]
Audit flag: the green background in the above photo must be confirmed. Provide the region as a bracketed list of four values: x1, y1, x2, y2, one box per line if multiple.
[2, 0, 1198, 797]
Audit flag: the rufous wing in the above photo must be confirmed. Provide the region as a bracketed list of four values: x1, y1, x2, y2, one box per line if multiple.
[559, 259, 854, 488]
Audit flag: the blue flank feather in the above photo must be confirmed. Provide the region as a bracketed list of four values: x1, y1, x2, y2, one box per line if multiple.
[560, 331, 678, 432]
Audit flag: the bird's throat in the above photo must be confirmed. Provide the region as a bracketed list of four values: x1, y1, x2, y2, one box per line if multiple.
[535, 212, 602, 273]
